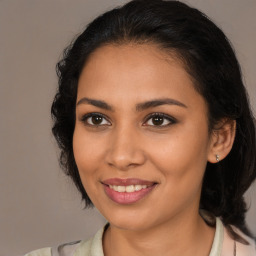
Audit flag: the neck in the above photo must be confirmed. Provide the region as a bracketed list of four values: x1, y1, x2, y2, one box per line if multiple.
[103, 210, 215, 256]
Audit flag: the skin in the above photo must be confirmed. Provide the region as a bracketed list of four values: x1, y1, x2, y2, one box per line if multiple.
[73, 44, 235, 256]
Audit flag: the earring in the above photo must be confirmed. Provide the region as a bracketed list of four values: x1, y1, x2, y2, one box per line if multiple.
[216, 154, 220, 162]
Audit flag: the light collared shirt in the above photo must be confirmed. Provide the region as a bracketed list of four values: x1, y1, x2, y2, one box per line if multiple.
[25, 218, 256, 256]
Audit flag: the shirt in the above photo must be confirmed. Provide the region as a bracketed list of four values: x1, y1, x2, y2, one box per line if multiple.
[25, 218, 256, 256]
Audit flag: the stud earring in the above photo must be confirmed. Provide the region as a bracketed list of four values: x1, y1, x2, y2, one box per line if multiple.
[216, 154, 220, 162]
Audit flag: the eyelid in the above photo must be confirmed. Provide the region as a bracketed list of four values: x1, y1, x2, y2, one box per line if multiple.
[79, 112, 176, 127]
[142, 112, 177, 127]
[80, 112, 111, 126]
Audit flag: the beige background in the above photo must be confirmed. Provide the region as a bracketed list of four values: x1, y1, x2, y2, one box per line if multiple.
[1, 0, 255, 255]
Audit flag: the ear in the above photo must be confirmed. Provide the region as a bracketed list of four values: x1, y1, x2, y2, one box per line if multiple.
[207, 119, 236, 163]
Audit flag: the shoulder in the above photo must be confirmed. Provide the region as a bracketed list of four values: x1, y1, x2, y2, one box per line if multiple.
[24, 241, 84, 256]
[233, 227, 256, 256]
[24, 247, 51, 256]
[24, 241, 83, 256]
[24, 226, 105, 256]
[222, 225, 256, 256]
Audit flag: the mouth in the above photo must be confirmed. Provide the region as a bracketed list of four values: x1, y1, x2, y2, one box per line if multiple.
[102, 178, 157, 205]
[108, 184, 149, 193]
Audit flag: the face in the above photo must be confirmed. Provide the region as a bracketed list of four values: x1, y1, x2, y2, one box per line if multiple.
[73, 44, 214, 231]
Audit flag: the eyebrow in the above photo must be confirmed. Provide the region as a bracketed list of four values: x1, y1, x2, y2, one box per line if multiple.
[136, 98, 187, 111]
[76, 97, 113, 111]
[76, 97, 187, 111]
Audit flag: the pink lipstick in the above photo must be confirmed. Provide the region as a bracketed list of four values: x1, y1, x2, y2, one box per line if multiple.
[102, 178, 157, 205]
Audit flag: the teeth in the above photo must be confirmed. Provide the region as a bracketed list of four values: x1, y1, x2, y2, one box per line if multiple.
[118, 186, 126, 192]
[135, 185, 143, 191]
[126, 185, 134, 192]
[109, 184, 149, 193]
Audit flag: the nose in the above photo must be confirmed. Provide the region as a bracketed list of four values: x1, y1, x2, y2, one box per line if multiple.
[105, 126, 146, 171]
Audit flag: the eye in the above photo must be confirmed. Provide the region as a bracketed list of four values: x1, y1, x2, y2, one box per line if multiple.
[81, 113, 111, 126]
[143, 113, 176, 127]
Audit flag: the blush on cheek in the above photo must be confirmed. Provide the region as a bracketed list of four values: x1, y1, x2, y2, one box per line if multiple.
[73, 134, 98, 170]
[153, 140, 207, 186]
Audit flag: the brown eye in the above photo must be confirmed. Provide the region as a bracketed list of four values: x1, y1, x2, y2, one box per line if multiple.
[81, 113, 111, 126]
[143, 113, 176, 127]
[151, 116, 164, 125]
[91, 115, 103, 125]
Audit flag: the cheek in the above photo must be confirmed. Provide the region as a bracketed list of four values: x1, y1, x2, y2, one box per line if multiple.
[148, 132, 209, 215]
[73, 126, 105, 182]
[148, 124, 210, 184]
[73, 127, 109, 205]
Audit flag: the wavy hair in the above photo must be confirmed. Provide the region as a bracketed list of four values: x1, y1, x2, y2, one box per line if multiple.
[51, 0, 256, 240]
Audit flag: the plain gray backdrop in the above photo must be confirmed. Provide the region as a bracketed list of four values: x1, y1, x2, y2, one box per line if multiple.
[1, 0, 255, 255]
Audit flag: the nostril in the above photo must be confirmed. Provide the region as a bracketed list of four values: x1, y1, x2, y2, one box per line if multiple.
[105, 148, 146, 170]
[105, 131, 146, 169]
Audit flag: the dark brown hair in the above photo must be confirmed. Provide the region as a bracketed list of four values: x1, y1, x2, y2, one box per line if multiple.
[51, 0, 256, 239]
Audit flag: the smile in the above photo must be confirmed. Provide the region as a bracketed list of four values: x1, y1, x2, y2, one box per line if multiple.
[109, 184, 148, 193]
[102, 178, 157, 204]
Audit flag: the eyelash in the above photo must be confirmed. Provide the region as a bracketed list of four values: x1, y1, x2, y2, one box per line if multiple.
[80, 112, 176, 128]
[143, 113, 176, 127]
[80, 112, 111, 127]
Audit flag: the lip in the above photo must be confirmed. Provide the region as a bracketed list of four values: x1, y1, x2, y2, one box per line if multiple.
[102, 178, 157, 205]
[102, 178, 155, 186]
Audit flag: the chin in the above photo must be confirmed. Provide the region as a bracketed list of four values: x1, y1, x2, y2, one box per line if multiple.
[110, 217, 151, 231]
[100, 205, 159, 231]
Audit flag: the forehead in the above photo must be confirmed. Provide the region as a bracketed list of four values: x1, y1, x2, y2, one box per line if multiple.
[79, 43, 191, 89]
[77, 43, 206, 112]
[83, 43, 185, 76]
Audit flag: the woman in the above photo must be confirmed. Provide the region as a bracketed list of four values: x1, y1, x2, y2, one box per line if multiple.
[26, 0, 256, 255]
